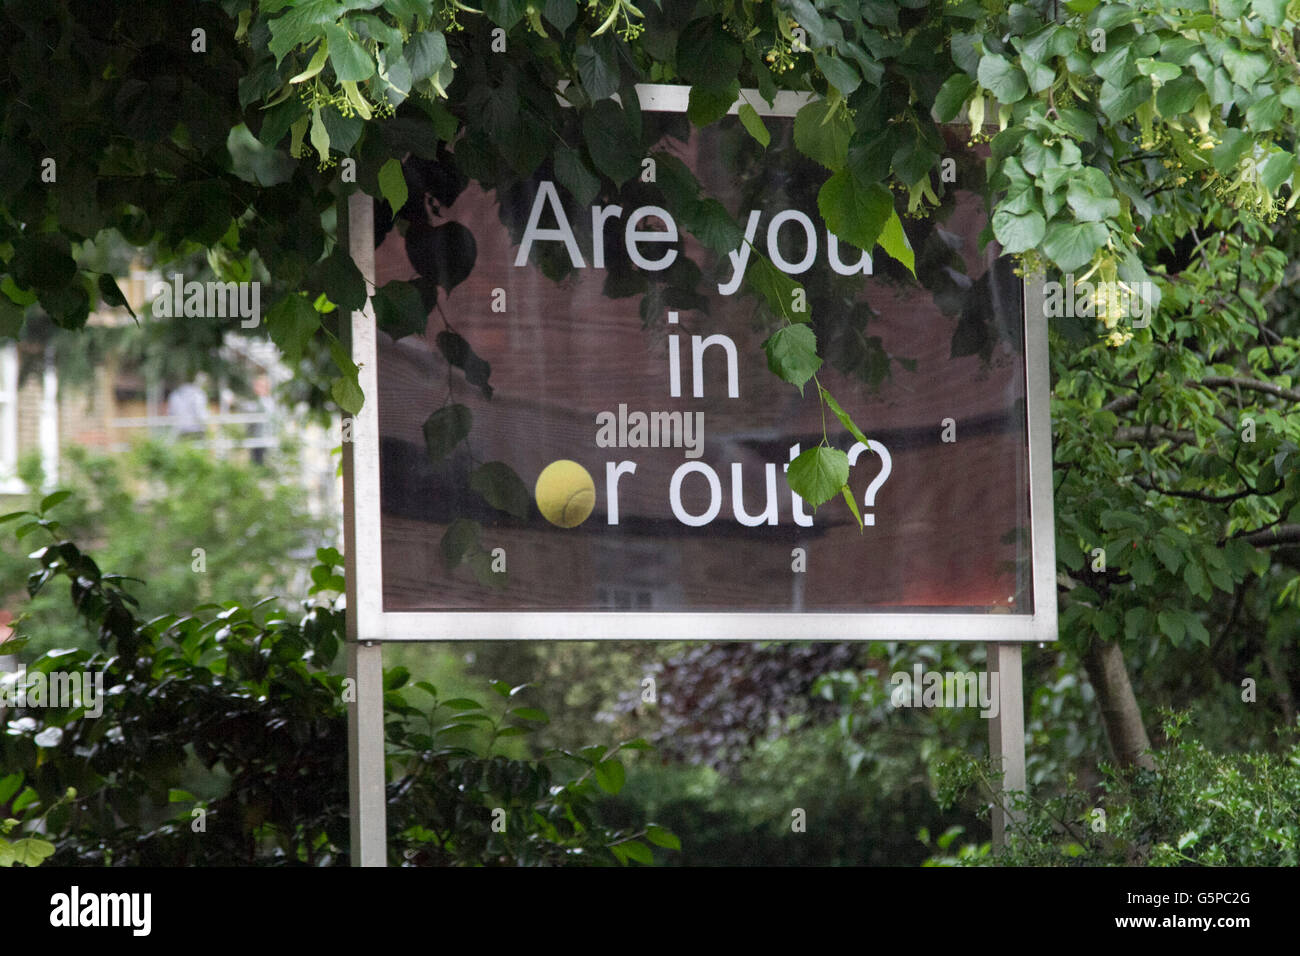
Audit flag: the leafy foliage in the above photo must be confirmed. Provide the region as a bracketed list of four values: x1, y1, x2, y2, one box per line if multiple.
[0, 504, 677, 865]
[0, 440, 331, 659]
[929, 711, 1300, 866]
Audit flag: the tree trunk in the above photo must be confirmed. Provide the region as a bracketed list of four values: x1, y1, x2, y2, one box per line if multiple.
[1081, 640, 1155, 771]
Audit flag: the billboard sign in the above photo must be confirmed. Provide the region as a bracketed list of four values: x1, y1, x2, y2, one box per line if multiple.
[348, 86, 1056, 642]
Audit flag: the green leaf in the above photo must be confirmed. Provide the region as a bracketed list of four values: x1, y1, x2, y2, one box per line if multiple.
[544, 0, 577, 31]
[1, 277, 37, 307]
[819, 387, 869, 447]
[1155, 75, 1202, 116]
[11, 234, 76, 291]
[620, 839, 653, 864]
[762, 324, 822, 393]
[1259, 150, 1294, 193]
[594, 758, 626, 795]
[38, 491, 71, 513]
[787, 446, 850, 509]
[314, 249, 368, 313]
[1222, 48, 1269, 88]
[441, 519, 480, 570]
[441, 697, 484, 710]
[746, 253, 806, 321]
[377, 158, 408, 215]
[1020, 54, 1055, 94]
[877, 210, 915, 276]
[1066, 167, 1121, 222]
[1211, 129, 1251, 173]
[508, 707, 548, 722]
[96, 274, 136, 320]
[1124, 607, 1149, 641]
[676, 17, 743, 88]
[469, 462, 532, 518]
[1246, 94, 1284, 132]
[737, 103, 770, 148]
[818, 170, 893, 259]
[266, 294, 320, 365]
[267, 0, 343, 65]
[484, 0, 526, 29]
[405, 31, 448, 84]
[933, 74, 975, 122]
[977, 54, 1028, 104]
[1135, 57, 1180, 84]
[1183, 611, 1210, 646]
[553, 146, 600, 206]
[331, 373, 364, 414]
[583, 100, 640, 185]
[576, 42, 619, 100]
[1099, 77, 1153, 122]
[0, 775, 21, 806]
[681, 198, 744, 254]
[840, 484, 863, 532]
[309, 105, 331, 160]
[687, 82, 739, 127]
[323, 23, 375, 83]
[814, 52, 861, 95]
[373, 280, 428, 340]
[1153, 537, 1183, 573]
[7, 838, 55, 867]
[645, 825, 681, 850]
[1042, 220, 1108, 272]
[1252, 0, 1287, 26]
[289, 40, 330, 84]
[423, 404, 472, 461]
[1053, 108, 1097, 141]
[1157, 608, 1185, 645]
[435, 330, 493, 398]
[794, 100, 852, 171]
[992, 204, 1046, 254]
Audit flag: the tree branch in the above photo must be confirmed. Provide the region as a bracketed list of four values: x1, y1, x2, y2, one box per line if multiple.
[1112, 426, 1196, 444]
[1102, 375, 1300, 416]
[1241, 524, 1300, 547]
[1133, 478, 1255, 503]
[1199, 376, 1300, 404]
[1103, 394, 1141, 414]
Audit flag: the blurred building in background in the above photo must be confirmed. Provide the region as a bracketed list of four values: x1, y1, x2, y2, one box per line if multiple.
[0, 264, 340, 524]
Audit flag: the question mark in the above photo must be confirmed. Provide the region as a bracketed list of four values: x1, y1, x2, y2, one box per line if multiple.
[847, 441, 892, 526]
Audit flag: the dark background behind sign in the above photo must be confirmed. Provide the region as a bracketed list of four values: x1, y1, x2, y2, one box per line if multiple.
[374, 114, 1031, 615]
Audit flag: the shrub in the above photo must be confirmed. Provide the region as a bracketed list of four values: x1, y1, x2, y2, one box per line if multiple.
[0, 499, 677, 865]
[926, 711, 1300, 866]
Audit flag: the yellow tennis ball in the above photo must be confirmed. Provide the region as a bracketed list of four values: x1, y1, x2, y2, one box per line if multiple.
[534, 460, 596, 528]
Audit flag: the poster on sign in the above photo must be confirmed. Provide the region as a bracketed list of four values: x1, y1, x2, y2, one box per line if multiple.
[348, 89, 1056, 642]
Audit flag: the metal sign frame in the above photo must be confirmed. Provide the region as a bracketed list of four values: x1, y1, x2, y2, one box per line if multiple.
[343, 84, 1052, 865]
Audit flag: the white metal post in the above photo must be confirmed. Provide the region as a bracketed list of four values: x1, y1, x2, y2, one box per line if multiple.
[344, 190, 388, 866]
[987, 642, 1026, 851]
[346, 640, 387, 866]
